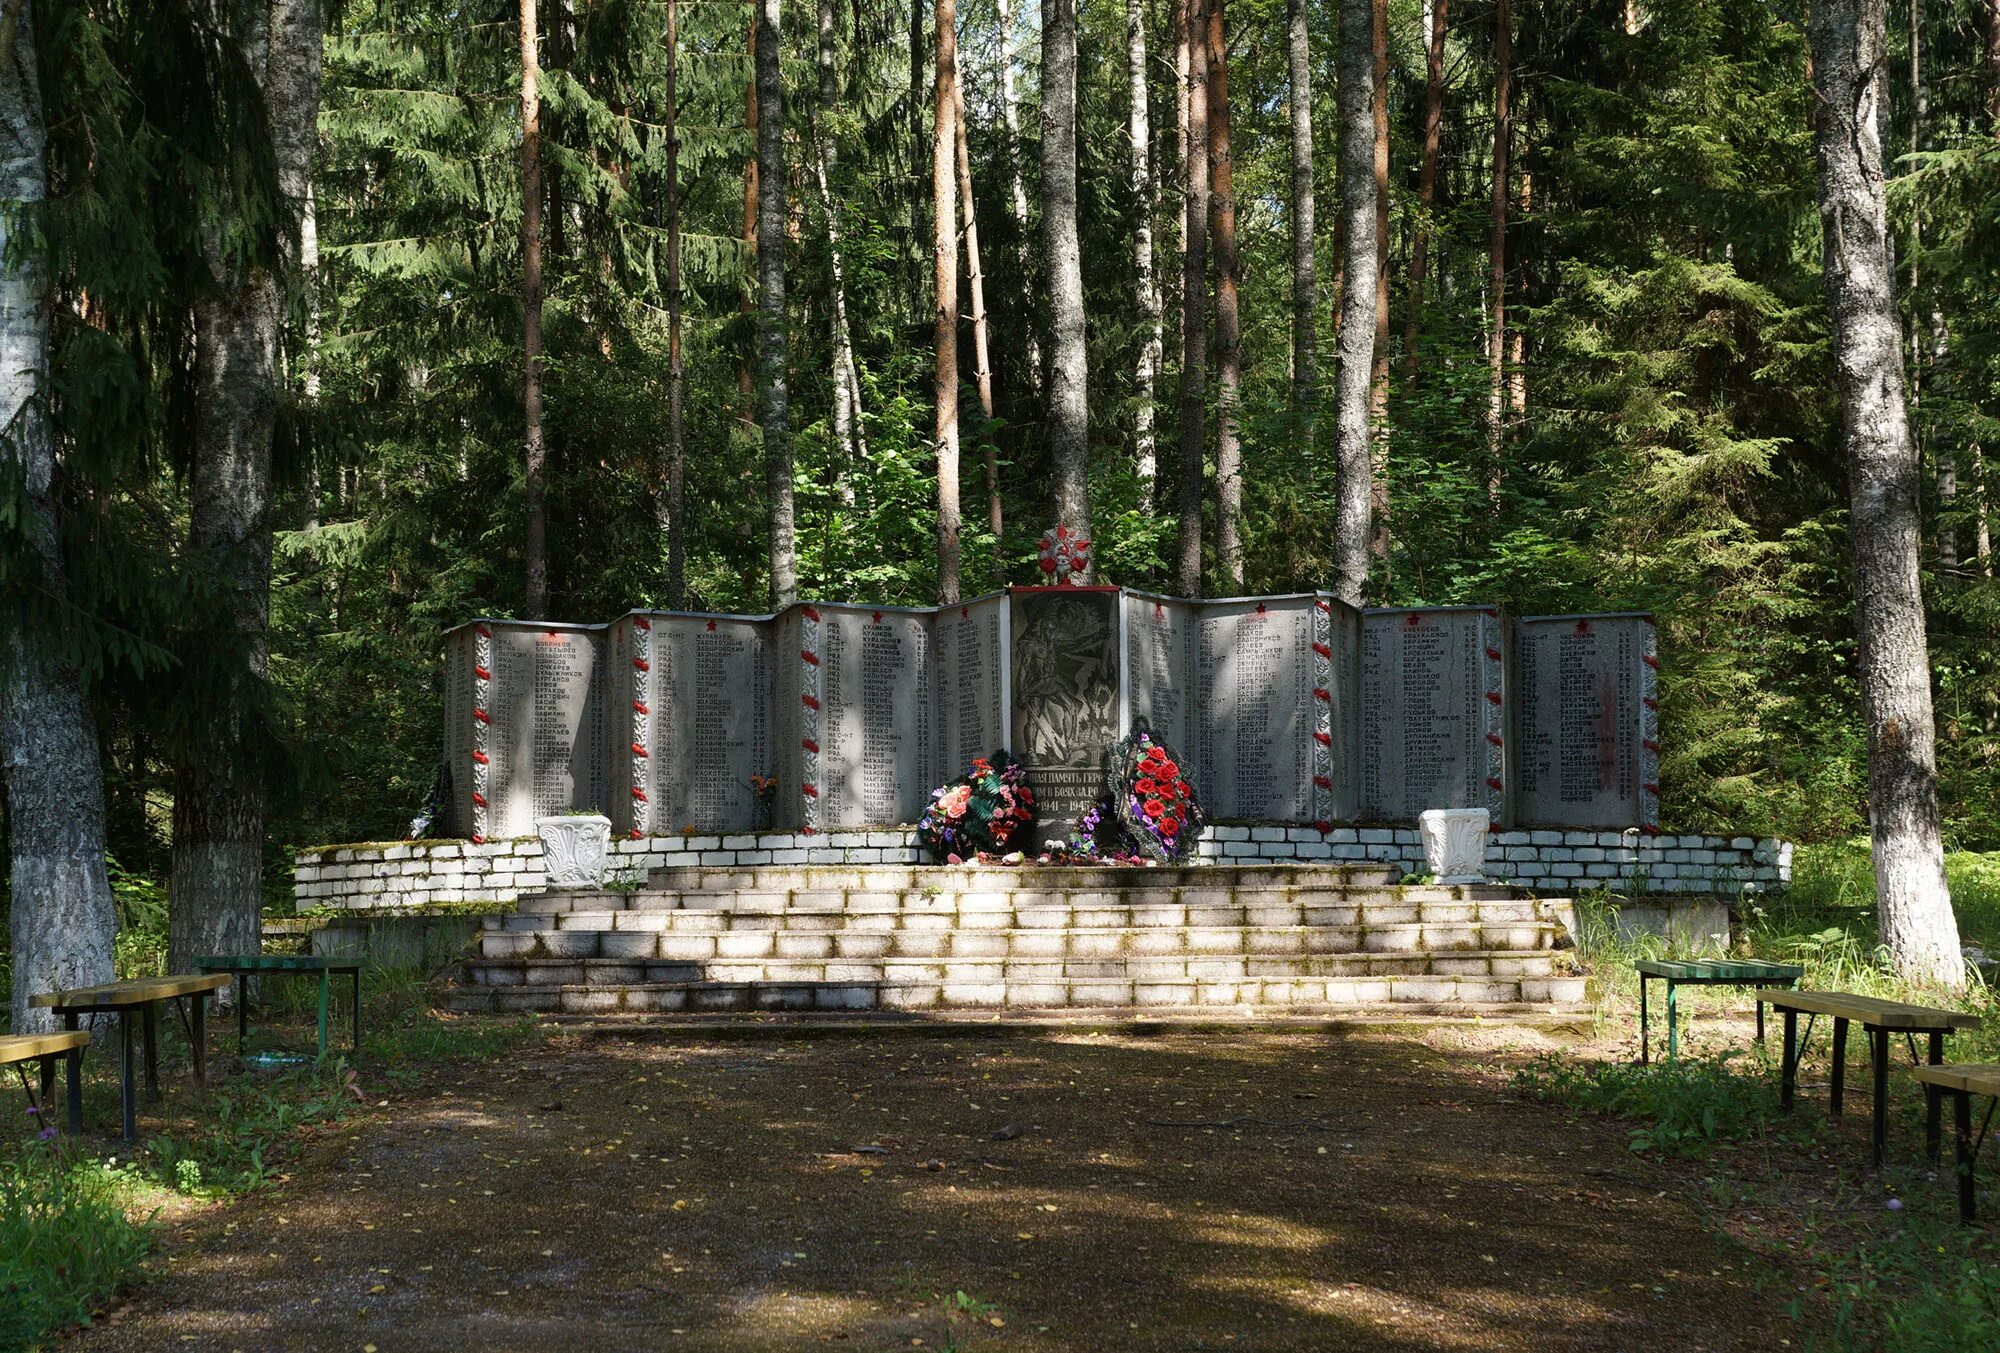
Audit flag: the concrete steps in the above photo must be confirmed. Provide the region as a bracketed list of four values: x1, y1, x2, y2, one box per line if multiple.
[441, 974, 1590, 1015]
[443, 863, 1582, 1018]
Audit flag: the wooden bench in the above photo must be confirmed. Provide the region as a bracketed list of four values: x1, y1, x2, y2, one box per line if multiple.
[1636, 959, 1803, 1062]
[0, 1031, 90, 1134]
[1912, 1064, 2000, 1222]
[1758, 988, 1982, 1167]
[32, 974, 230, 1142]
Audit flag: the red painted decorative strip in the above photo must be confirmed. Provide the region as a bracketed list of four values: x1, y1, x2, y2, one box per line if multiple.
[801, 784, 820, 798]
[1642, 739, 1660, 753]
[801, 650, 820, 665]
[474, 666, 491, 680]
[631, 788, 648, 801]
[1314, 819, 1333, 833]
[633, 658, 650, 671]
[1486, 733, 1505, 747]
[634, 617, 651, 630]
[1484, 648, 1502, 662]
[1313, 731, 1333, 746]
[471, 750, 488, 764]
[801, 738, 819, 754]
[1313, 688, 1330, 702]
[631, 743, 648, 757]
[1486, 777, 1504, 791]
[475, 624, 492, 638]
[1485, 691, 1503, 705]
[1312, 642, 1332, 658]
[471, 833, 484, 845]
[1641, 823, 1662, 835]
[1642, 654, 1659, 668]
[801, 694, 821, 710]
[802, 605, 820, 621]
[1643, 698, 1659, 710]
[1643, 783, 1660, 795]
[630, 829, 643, 840]
[1313, 775, 1333, 790]
[473, 709, 490, 724]
[633, 701, 648, 714]
[471, 792, 487, 807]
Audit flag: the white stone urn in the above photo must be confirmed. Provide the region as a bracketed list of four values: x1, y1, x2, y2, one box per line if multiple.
[537, 814, 612, 888]
[1418, 808, 1490, 884]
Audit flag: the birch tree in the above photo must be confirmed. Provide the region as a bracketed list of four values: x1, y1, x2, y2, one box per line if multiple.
[1042, 0, 1091, 560]
[1402, 0, 1448, 379]
[521, 0, 548, 615]
[1174, 0, 1210, 598]
[1, 0, 118, 1033]
[663, 0, 686, 604]
[757, 0, 797, 607]
[1331, 0, 1378, 605]
[954, 48, 1000, 540]
[1208, 0, 1244, 592]
[995, 0, 1043, 394]
[1809, 0, 1963, 988]
[1130, 0, 1161, 507]
[1288, 0, 1316, 447]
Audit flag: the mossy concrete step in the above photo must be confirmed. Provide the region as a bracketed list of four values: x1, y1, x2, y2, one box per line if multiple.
[641, 861, 1404, 895]
[518, 883, 1534, 918]
[464, 948, 1564, 986]
[440, 972, 1590, 1014]
[474, 920, 1562, 962]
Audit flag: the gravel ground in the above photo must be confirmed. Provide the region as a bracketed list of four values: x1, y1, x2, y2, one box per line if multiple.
[70, 1021, 1817, 1352]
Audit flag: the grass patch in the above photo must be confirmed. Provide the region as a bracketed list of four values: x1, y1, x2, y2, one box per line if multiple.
[1513, 1051, 1790, 1156]
[0, 1142, 155, 1351]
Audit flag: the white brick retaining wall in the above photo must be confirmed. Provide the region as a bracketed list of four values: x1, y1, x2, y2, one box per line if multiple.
[292, 828, 1791, 911]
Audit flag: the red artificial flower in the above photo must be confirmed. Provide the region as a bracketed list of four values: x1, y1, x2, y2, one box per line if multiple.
[1136, 777, 1157, 795]
[1144, 747, 1165, 764]
[1143, 798, 1165, 818]
[1157, 759, 1178, 778]
[1160, 815, 1181, 835]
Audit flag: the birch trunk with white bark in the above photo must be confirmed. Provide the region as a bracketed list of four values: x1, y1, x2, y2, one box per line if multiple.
[1331, 0, 1379, 606]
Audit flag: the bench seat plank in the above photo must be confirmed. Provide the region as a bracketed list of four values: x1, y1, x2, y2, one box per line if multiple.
[0, 1031, 90, 1062]
[1636, 959, 1803, 982]
[1756, 988, 1981, 1030]
[30, 973, 230, 1009]
[1913, 1064, 2000, 1097]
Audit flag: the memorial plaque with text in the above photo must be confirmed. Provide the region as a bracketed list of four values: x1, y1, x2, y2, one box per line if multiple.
[443, 621, 605, 839]
[932, 592, 1010, 779]
[1122, 591, 1200, 769]
[1513, 613, 1658, 828]
[1359, 608, 1507, 823]
[818, 605, 935, 827]
[1010, 588, 1123, 843]
[1198, 597, 1317, 822]
[611, 612, 771, 836]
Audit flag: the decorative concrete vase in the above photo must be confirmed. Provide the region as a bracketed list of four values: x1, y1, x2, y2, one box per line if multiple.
[537, 814, 612, 888]
[1419, 808, 1490, 884]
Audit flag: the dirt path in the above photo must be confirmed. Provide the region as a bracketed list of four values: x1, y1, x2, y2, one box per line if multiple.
[73, 1025, 1814, 1352]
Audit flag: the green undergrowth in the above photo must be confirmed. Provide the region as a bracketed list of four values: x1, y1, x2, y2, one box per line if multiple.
[1513, 1050, 1792, 1157]
[0, 1141, 156, 1353]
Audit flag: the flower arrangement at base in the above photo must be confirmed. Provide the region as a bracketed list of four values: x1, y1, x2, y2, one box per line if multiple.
[917, 751, 1039, 864]
[1104, 722, 1203, 863]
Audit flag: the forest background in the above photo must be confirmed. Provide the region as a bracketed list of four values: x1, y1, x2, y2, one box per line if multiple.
[18, 0, 2000, 893]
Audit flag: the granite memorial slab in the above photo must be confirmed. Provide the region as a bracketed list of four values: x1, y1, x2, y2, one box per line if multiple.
[932, 592, 1011, 780]
[1197, 595, 1319, 823]
[1010, 586, 1123, 843]
[1122, 590, 1200, 766]
[813, 603, 936, 828]
[1359, 607, 1508, 824]
[1313, 594, 1364, 824]
[1512, 613, 1659, 829]
[609, 611, 773, 838]
[443, 620, 606, 841]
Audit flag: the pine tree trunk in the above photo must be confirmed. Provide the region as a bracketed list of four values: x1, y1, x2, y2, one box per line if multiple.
[817, 0, 866, 483]
[1208, 0, 1243, 592]
[1, 0, 118, 1034]
[520, 0, 548, 617]
[1174, 0, 1210, 599]
[1042, 0, 1091, 561]
[664, 0, 687, 605]
[995, 0, 1044, 394]
[1402, 0, 1447, 379]
[1288, 0, 1316, 448]
[1973, 442, 1993, 573]
[172, 0, 321, 977]
[954, 47, 1000, 539]
[910, 0, 927, 302]
[1331, 0, 1379, 606]
[1485, 0, 1511, 492]
[1809, 0, 1962, 990]
[1130, 0, 1162, 510]
[757, 0, 797, 608]
[1368, 0, 1390, 561]
[934, 0, 962, 603]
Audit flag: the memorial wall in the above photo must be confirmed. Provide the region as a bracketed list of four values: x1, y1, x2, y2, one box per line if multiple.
[441, 592, 1655, 841]
[1512, 613, 1660, 831]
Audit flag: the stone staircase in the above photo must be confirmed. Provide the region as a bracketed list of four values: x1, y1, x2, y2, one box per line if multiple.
[441, 863, 1587, 1017]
